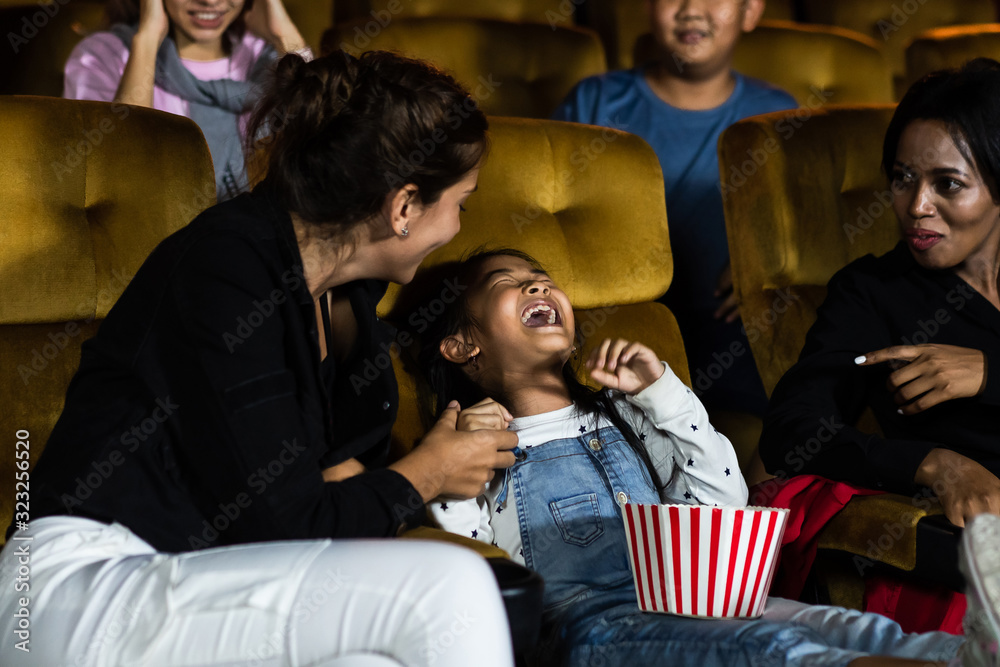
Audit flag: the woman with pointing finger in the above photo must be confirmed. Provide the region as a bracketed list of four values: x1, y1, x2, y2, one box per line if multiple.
[760, 59, 1000, 529]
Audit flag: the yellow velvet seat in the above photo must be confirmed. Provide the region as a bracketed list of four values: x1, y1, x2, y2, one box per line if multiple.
[0, 96, 216, 547]
[718, 105, 953, 605]
[719, 105, 899, 396]
[0, 0, 105, 96]
[334, 0, 567, 24]
[732, 21, 894, 105]
[321, 17, 606, 118]
[585, 0, 796, 70]
[802, 0, 997, 97]
[375, 117, 689, 465]
[906, 24, 1000, 87]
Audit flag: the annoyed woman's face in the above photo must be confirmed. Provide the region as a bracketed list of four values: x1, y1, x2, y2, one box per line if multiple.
[891, 119, 1000, 274]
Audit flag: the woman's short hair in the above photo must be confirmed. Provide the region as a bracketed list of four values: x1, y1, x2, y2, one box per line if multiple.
[883, 57, 1000, 201]
[246, 49, 489, 236]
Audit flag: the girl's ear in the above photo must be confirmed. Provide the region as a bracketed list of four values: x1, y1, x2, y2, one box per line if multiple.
[440, 336, 477, 364]
[389, 184, 421, 238]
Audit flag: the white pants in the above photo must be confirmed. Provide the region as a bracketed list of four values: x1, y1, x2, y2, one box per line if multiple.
[0, 517, 514, 667]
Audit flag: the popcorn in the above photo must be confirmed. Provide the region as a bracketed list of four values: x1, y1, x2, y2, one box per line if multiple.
[622, 504, 789, 618]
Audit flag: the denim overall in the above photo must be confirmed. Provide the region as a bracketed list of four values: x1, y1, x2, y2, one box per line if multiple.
[505, 425, 963, 667]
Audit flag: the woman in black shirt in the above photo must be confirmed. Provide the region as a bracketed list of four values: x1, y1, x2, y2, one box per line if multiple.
[761, 59, 1000, 529]
[0, 50, 517, 667]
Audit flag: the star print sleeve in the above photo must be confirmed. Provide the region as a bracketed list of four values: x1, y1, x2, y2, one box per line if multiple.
[427, 496, 495, 545]
[625, 362, 749, 507]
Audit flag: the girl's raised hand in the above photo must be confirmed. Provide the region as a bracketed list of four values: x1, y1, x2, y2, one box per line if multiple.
[244, 0, 307, 54]
[457, 398, 514, 433]
[586, 338, 664, 395]
[137, 0, 170, 46]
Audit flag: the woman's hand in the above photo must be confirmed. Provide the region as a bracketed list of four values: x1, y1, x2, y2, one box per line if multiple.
[136, 0, 170, 47]
[586, 338, 664, 395]
[244, 0, 307, 54]
[713, 261, 740, 324]
[855, 344, 986, 414]
[389, 401, 518, 501]
[915, 448, 1000, 527]
[321, 458, 365, 483]
[115, 0, 168, 106]
[456, 398, 513, 433]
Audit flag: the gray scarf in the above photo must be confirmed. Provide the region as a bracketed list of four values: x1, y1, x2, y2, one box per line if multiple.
[111, 24, 277, 201]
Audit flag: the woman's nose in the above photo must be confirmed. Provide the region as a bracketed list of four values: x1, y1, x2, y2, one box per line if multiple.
[907, 182, 936, 219]
[525, 282, 549, 295]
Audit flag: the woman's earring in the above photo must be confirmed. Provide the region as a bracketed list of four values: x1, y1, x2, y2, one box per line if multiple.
[571, 346, 578, 359]
[401, 226, 409, 237]
[468, 346, 481, 370]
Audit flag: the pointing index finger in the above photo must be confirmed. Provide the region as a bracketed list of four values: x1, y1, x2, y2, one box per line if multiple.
[855, 346, 920, 366]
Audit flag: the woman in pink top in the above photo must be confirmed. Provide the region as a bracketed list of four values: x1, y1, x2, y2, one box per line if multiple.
[64, 0, 309, 200]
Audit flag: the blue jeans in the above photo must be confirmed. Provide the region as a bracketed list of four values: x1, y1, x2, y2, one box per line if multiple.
[507, 426, 963, 667]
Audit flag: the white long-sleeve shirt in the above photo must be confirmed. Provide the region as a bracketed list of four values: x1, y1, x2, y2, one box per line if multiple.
[429, 363, 749, 564]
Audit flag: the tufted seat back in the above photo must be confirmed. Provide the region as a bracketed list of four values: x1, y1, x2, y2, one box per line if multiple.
[718, 105, 899, 396]
[0, 96, 216, 545]
[905, 23, 1000, 87]
[322, 17, 606, 118]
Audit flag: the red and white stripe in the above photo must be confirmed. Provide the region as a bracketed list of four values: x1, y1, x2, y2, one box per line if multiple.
[623, 504, 788, 618]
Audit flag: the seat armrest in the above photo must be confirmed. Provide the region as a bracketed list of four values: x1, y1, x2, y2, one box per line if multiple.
[816, 492, 962, 590]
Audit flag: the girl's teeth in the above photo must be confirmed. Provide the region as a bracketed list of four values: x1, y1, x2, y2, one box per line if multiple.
[520, 304, 558, 325]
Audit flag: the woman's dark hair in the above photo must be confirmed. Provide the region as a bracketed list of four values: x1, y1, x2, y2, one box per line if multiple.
[410, 249, 665, 491]
[245, 49, 489, 235]
[103, 0, 251, 42]
[882, 57, 1000, 202]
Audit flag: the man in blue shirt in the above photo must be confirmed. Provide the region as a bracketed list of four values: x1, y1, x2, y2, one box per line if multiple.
[554, 0, 796, 417]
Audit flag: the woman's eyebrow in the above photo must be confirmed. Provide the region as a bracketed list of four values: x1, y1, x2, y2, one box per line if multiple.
[929, 167, 970, 177]
[893, 161, 970, 178]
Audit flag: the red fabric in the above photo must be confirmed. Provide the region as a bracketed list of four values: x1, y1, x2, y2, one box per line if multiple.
[750, 475, 966, 634]
[864, 573, 966, 635]
[749, 474, 879, 600]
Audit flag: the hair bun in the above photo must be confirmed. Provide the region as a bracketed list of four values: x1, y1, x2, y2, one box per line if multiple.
[245, 49, 487, 229]
[273, 51, 360, 132]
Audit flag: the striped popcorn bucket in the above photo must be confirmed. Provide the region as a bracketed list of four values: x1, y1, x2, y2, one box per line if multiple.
[622, 503, 789, 619]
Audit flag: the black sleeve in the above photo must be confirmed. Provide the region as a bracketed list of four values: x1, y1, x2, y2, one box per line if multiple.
[980, 350, 1000, 406]
[760, 262, 943, 494]
[170, 234, 423, 543]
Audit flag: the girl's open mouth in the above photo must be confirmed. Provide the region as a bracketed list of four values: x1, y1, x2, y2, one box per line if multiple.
[520, 301, 562, 328]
